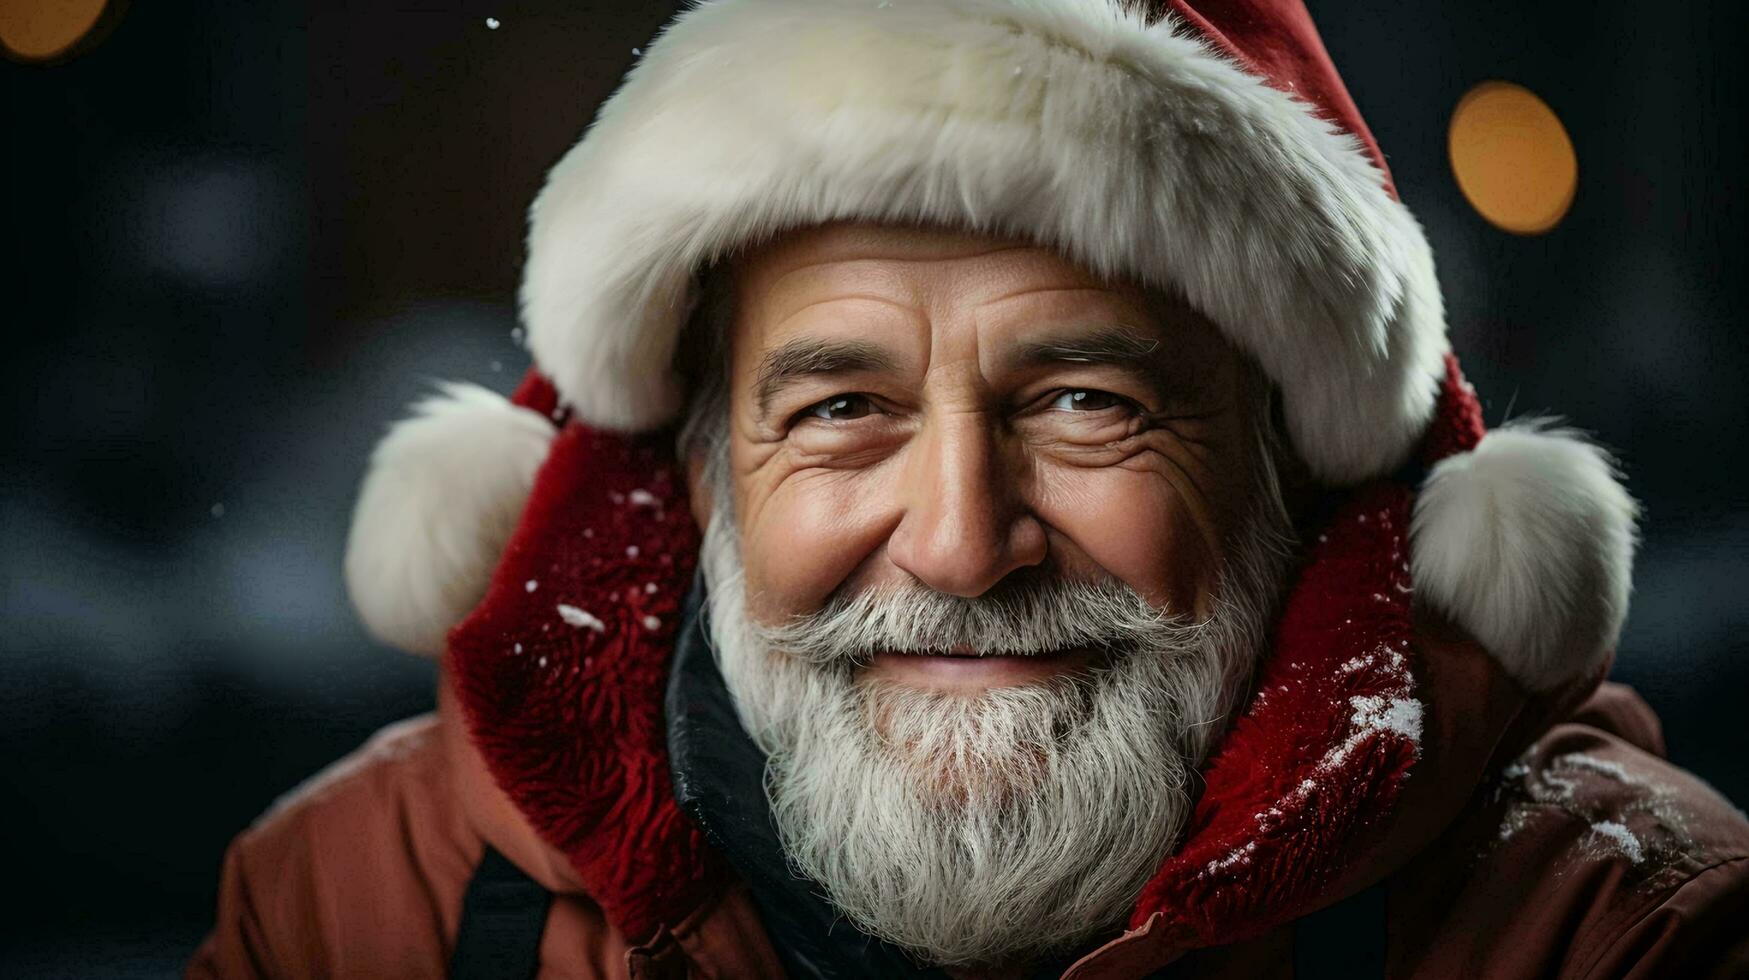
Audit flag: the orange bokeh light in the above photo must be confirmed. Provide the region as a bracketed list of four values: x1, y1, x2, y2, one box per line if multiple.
[0, 0, 111, 63]
[1448, 81, 1578, 236]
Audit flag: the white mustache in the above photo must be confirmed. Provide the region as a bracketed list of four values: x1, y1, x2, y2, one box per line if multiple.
[749, 574, 1207, 667]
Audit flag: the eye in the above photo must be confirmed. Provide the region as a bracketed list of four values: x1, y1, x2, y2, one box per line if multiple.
[1047, 389, 1132, 413]
[800, 393, 879, 422]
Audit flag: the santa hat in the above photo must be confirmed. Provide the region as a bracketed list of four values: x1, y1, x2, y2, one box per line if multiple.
[345, 0, 1636, 694]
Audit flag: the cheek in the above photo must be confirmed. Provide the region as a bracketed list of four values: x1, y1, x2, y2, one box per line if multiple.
[1031, 460, 1228, 616]
[736, 463, 901, 624]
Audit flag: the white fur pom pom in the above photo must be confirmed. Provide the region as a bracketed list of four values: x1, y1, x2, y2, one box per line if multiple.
[344, 382, 556, 656]
[1410, 422, 1639, 691]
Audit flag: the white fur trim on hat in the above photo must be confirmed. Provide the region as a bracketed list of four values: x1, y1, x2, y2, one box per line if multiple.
[1410, 423, 1639, 691]
[520, 0, 1447, 485]
[344, 383, 556, 656]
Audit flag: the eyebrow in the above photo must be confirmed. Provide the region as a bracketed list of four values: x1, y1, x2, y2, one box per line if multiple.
[754, 338, 898, 417]
[1008, 326, 1164, 370]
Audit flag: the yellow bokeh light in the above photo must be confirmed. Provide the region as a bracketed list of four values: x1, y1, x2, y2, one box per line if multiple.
[0, 0, 111, 63]
[1448, 81, 1578, 236]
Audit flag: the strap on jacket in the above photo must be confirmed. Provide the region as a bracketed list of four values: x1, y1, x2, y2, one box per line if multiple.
[450, 844, 554, 980]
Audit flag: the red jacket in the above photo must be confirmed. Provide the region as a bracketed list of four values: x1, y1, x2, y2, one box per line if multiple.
[189, 625, 1749, 978]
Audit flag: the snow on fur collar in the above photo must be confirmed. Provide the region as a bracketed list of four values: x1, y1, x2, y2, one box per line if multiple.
[434, 361, 1636, 957]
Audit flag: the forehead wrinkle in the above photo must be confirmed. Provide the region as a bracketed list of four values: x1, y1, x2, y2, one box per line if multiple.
[768, 293, 917, 334]
[753, 232, 1038, 285]
[965, 274, 1119, 310]
[761, 259, 920, 319]
[754, 243, 1057, 324]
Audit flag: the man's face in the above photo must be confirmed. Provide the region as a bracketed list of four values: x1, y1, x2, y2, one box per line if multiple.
[719, 222, 1258, 687]
[687, 221, 1289, 966]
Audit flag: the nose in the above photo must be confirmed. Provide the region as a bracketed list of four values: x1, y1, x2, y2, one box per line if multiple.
[885, 412, 1047, 596]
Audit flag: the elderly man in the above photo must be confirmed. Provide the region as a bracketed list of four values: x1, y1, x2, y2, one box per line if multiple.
[192, 0, 1749, 977]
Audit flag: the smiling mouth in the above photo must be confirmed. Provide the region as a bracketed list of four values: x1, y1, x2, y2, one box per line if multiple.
[865, 645, 1100, 688]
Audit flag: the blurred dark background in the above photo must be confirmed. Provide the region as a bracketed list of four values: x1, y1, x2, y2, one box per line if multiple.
[3, 0, 1745, 975]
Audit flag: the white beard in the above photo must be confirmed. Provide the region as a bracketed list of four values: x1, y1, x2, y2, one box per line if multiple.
[698, 506, 1287, 967]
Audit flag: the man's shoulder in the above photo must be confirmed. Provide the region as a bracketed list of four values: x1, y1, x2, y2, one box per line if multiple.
[255, 710, 444, 819]
[1499, 716, 1749, 876]
[1399, 715, 1749, 978]
[237, 717, 454, 861]
[201, 714, 473, 978]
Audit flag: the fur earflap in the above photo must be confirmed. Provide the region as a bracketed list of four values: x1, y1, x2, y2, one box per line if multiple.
[344, 383, 557, 655]
[1410, 423, 1639, 691]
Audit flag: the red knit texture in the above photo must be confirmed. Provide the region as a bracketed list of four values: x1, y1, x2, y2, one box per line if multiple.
[447, 422, 721, 942]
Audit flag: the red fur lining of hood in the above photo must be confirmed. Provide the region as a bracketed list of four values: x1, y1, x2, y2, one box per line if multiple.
[1128, 480, 1422, 944]
[449, 422, 717, 942]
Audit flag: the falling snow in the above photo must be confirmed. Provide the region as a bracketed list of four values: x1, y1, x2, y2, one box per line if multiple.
[557, 604, 606, 632]
[626, 545, 641, 558]
[525, 579, 538, 593]
[485, 17, 500, 29]
[645, 582, 658, 594]
[628, 489, 659, 508]
[642, 615, 661, 631]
